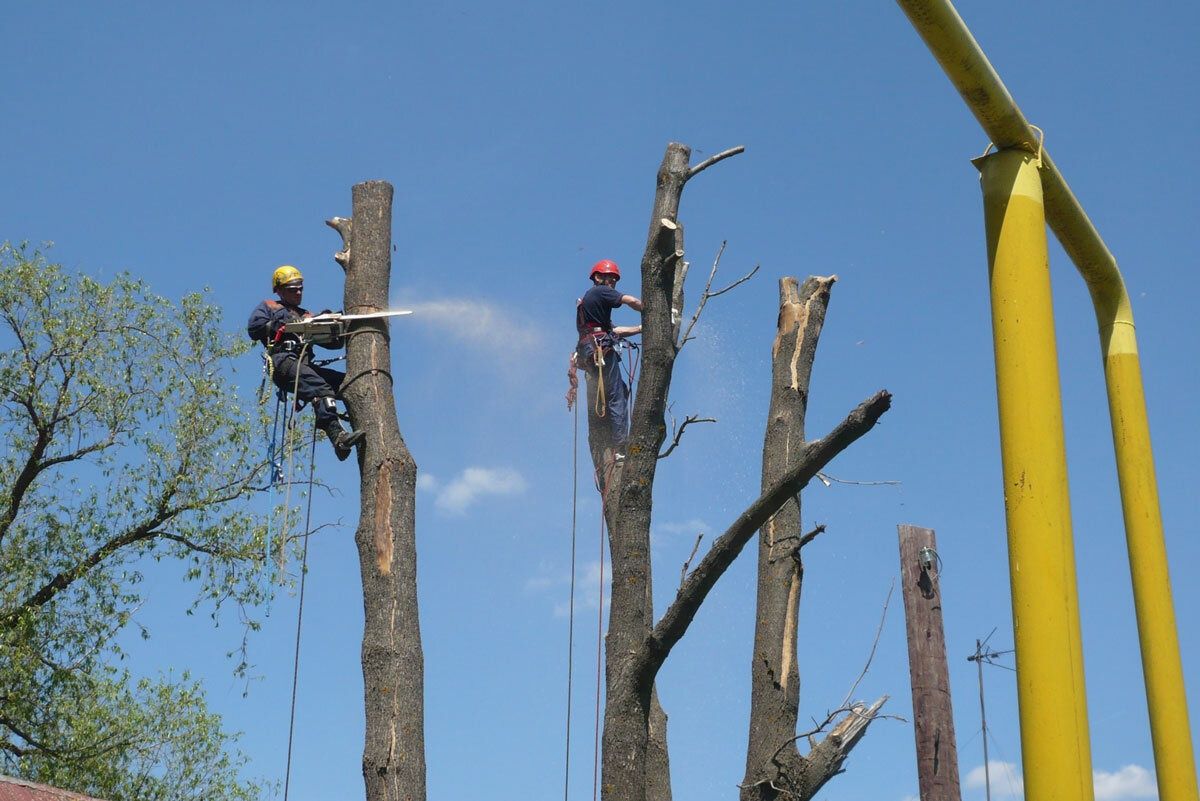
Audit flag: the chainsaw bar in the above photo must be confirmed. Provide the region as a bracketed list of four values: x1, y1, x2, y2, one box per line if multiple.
[286, 310, 413, 345]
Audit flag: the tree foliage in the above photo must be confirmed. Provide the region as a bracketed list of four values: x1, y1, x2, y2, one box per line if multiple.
[0, 243, 271, 799]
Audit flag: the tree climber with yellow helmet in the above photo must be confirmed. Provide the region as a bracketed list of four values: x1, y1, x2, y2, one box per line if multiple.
[247, 265, 364, 461]
[566, 259, 643, 466]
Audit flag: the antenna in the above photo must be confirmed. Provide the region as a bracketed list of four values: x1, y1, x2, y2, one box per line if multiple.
[967, 631, 1013, 801]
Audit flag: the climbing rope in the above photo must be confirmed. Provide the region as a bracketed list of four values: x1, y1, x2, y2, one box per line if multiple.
[276, 342, 312, 581]
[282, 415, 319, 801]
[564, 335, 640, 801]
[563, 400, 579, 801]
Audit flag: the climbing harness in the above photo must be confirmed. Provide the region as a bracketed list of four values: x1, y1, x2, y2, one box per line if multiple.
[584, 335, 640, 422]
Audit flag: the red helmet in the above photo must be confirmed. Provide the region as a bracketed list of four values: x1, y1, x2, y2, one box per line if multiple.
[590, 259, 621, 281]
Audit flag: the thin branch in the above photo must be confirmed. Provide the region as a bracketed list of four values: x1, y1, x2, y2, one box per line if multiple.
[679, 533, 704, 589]
[685, 145, 746, 182]
[678, 241, 760, 348]
[283, 520, 339, 545]
[678, 242, 724, 347]
[657, 414, 717, 459]
[798, 523, 827, 550]
[840, 580, 895, 709]
[815, 472, 901, 488]
[707, 263, 761, 300]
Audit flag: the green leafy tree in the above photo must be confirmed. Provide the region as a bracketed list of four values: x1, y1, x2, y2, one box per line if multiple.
[0, 243, 274, 800]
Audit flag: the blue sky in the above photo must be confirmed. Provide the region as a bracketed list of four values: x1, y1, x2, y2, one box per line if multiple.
[3, 2, 1197, 800]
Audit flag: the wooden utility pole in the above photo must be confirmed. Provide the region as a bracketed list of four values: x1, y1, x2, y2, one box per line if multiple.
[898, 524, 961, 801]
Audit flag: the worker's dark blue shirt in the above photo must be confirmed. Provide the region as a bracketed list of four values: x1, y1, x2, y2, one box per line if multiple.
[576, 285, 624, 336]
[247, 299, 311, 348]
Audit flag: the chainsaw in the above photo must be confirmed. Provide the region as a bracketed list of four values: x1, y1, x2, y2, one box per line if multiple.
[284, 310, 413, 346]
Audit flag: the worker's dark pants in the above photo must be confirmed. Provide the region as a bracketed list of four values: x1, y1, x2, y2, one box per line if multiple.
[583, 351, 629, 460]
[271, 354, 345, 425]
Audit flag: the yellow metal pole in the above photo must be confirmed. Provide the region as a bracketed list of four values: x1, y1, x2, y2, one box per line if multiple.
[895, 4, 1198, 799]
[977, 148, 1094, 801]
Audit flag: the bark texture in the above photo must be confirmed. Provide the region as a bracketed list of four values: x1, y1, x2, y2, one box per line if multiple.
[334, 181, 426, 801]
[741, 277, 885, 801]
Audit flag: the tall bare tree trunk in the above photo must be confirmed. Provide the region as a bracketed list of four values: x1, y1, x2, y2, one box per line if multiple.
[740, 276, 883, 801]
[742, 276, 833, 799]
[601, 143, 693, 801]
[332, 180, 426, 801]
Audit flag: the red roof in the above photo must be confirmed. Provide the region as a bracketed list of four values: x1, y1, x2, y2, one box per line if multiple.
[0, 776, 109, 801]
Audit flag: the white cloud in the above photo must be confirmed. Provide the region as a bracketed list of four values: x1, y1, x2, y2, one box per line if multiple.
[964, 762, 1157, 801]
[403, 298, 543, 355]
[965, 762, 1024, 797]
[525, 559, 611, 619]
[655, 518, 711, 536]
[1094, 766, 1156, 801]
[434, 466, 527, 514]
[416, 473, 438, 493]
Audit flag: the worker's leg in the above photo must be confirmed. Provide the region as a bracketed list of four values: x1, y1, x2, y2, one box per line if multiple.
[582, 367, 610, 468]
[602, 357, 629, 450]
[311, 364, 346, 395]
[290, 359, 363, 460]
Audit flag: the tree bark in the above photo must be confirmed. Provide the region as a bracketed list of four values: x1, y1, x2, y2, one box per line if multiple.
[740, 277, 885, 801]
[334, 181, 426, 801]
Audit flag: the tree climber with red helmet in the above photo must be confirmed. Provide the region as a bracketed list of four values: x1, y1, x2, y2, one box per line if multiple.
[566, 259, 643, 466]
[247, 265, 365, 461]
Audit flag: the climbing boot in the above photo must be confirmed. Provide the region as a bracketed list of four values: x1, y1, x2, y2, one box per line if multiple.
[321, 418, 364, 461]
[318, 398, 364, 461]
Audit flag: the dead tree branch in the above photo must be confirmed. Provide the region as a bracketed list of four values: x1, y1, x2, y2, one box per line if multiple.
[657, 414, 717, 459]
[840, 580, 894, 709]
[679, 534, 704, 590]
[679, 241, 760, 348]
[685, 146, 746, 182]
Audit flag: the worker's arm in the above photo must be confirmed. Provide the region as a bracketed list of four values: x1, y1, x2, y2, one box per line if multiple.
[620, 294, 643, 312]
[613, 325, 642, 337]
[247, 302, 287, 345]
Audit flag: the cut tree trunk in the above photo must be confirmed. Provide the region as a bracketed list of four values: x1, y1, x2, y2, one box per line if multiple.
[331, 181, 427, 801]
[601, 142, 695, 801]
[740, 277, 885, 801]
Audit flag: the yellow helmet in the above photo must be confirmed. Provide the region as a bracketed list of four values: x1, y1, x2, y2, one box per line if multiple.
[272, 265, 303, 289]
